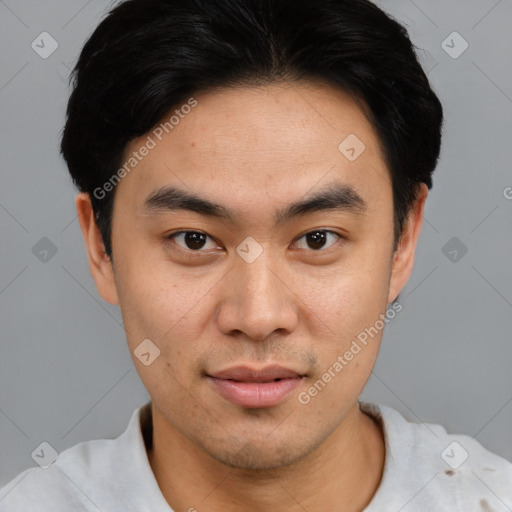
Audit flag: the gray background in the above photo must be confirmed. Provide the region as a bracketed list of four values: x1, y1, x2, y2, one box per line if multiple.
[1, 0, 511, 488]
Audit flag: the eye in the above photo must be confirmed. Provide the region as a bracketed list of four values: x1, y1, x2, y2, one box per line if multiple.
[167, 231, 220, 251]
[294, 230, 342, 251]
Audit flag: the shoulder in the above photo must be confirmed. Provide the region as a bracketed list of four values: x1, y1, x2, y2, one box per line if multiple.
[0, 404, 150, 512]
[361, 402, 512, 511]
[0, 437, 118, 511]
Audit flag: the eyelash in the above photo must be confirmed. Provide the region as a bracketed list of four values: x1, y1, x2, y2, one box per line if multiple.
[165, 229, 344, 253]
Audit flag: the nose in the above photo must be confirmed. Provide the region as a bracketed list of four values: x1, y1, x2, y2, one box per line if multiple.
[215, 251, 299, 341]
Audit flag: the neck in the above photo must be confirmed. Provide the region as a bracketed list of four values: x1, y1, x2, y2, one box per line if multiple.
[147, 402, 385, 512]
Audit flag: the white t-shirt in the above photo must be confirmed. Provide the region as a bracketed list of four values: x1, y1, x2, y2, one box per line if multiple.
[1, 401, 511, 511]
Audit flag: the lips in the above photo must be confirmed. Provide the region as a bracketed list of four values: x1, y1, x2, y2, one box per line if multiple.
[209, 365, 302, 382]
[206, 365, 305, 408]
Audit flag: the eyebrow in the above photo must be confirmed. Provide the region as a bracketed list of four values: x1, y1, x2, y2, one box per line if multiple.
[141, 182, 367, 225]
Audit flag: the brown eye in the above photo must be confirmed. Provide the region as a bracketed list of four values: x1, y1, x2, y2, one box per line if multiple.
[169, 231, 218, 251]
[295, 230, 341, 251]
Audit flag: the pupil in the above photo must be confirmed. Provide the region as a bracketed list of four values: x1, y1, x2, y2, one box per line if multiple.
[307, 231, 326, 250]
[185, 232, 206, 250]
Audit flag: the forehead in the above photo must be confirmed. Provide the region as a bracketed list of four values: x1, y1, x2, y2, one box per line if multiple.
[116, 80, 391, 217]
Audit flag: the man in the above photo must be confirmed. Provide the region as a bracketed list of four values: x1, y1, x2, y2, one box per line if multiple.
[1, 0, 511, 510]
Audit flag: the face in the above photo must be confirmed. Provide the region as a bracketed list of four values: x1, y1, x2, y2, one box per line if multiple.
[80, 80, 423, 470]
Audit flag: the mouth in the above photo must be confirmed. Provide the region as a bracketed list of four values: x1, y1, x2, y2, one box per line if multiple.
[206, 365, 305, 408]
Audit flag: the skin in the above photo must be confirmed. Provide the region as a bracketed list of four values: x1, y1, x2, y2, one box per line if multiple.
[76, 80, 427, 512]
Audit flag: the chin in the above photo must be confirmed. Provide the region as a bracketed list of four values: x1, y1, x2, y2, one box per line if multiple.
[199, 432, 320, 472]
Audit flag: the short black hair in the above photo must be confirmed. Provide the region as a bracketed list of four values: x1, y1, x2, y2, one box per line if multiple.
[60, 0, 443, 260]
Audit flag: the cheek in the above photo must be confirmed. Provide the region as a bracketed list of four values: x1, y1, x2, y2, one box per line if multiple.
[297, 241, 392, 386]
[306, 277, 387, 371]
[302, 245, 391, 335]
[114, 254, 222, 363]
[114, 265, 214, 403]
[299, 276, 387, 413]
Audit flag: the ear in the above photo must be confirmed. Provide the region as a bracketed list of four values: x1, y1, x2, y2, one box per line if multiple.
[387, 183, 428, 303]
[75, 192, 119, 305]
